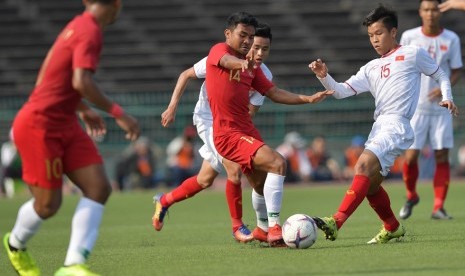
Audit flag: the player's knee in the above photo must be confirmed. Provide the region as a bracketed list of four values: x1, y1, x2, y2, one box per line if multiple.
[34, 200, 61, 219]
[271, 153, 286, 175]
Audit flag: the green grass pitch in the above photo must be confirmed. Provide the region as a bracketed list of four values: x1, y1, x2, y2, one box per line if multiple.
[1, 180, 465, 275]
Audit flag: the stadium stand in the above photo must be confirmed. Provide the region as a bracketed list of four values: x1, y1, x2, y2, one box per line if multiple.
[0, 0, 464, 162]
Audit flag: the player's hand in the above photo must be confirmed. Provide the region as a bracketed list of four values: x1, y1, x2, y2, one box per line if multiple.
[439, 100, 459, 117]
[161, 107, 176, 127]
[307, 90, 334, 103]
[115, 114, 140, 141]
[427, 88, 442, 102]
[78, 108, 106, 139]
[439, 0, 465, 12]
[309, 59, 328, 78]
[244, 50, 256, 72]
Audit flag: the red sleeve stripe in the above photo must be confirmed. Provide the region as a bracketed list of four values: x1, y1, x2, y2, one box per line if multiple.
[345, 82, 358, 95]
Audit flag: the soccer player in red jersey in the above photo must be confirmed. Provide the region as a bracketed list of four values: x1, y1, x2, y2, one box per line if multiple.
[153, 24, 275, 244]
[3, 1, 140, 275]
[206, 12, 333, 247]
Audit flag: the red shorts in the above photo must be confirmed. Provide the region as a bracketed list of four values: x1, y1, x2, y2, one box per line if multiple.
[214, 130, 264, 174]
[12, 114, 103, 190]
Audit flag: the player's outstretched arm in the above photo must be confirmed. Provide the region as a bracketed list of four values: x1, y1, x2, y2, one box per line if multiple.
[439, 0, 465, 12]
[266, 86, 334, 104]
[219, 53, 254, 72]
[162, 67, 197, 127]
[73, 68, 140, 141]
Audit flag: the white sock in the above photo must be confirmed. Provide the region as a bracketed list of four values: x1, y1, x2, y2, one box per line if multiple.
[252, 189, 268, 231]
[64, 197, 104, 266]
[9, 199, 43, 249]
[263, 172, 285, 227]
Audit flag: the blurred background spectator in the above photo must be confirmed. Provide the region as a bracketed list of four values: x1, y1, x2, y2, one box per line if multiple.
[114, 136, 163, 191]
[343, 135, 366, 180]
[276, 131, 312, 183]
[307, 136, 343, 182]
[1, 139, 23, 198]
[456, 144, 465, 176]
[166, 126, 200, 187]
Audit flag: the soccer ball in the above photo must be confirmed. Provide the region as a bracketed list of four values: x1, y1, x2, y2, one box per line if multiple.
[282, 214, 318, 249]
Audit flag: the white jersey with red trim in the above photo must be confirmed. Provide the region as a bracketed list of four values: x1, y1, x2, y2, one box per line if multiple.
[401, 27, 462, 115]
[336, 45, 444, 120]
[192, 57, 272, 131]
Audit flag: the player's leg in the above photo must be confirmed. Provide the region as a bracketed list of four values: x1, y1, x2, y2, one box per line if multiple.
[222, 158, 254, 242]
[59, 164, 109, 272]
[53, 125, 109, 275]
[400, 113, 427, 219]
[431, 149, 452, 219]
[246, 171, 268, 242]
[252, 144, 286, 246]
[4, 120, 64, 275]
[399, 149, 421, 219]
[430, 113, 453, 219]
[152, 160, 218, 231]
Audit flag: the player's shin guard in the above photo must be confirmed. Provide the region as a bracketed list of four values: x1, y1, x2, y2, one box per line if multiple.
[162, 175, 204, 208]
[263, 173, 284, 227]
[65, 197, 103, 266]
[403, 162, 419, 201]
[225, 180, 243, 231]
[433, 162, 450, 212]
[367, 186, 399, 232]
[333, 175, 370, 229]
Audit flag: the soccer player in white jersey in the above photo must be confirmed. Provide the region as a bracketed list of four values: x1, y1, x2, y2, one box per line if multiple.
[309, 4, 458, 244]
[399, 0, 462, 221]
[153, 24, 273, 243]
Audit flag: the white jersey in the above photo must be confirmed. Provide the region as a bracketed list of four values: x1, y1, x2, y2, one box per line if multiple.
[318, 45, 451, 121]
[401, 27, 462, 115]
[192, 57, 272, 132]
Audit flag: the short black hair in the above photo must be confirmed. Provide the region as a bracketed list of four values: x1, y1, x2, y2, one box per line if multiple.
[226, 12, 258, 30]
[363, 4, 398, 31]
[255, 23, 272, 42]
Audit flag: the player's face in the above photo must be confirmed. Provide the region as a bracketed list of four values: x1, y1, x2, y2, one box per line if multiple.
[225, 23, 255, 56]
[249, 36, 271, 66]
[419, 1, 441, 28]
[367, 21, 397, 56]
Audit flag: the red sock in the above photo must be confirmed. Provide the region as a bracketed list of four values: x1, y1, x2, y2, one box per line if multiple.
[403, 163, 419, 201]
[161, 176, 204, 208]
[225, 180, 243, 232]
[333, 175, 370, 229]
[433, 162, 450, 212]
[366, 186, 399, 232]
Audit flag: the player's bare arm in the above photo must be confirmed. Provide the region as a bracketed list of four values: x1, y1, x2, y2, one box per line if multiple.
[162, 67, 197, 127]
[309, 59, 329, 78]
[266, 86, 334, 104]
[77, 101, 106, 138]
[73, 68, 140, 141]
[432, 68, 463, 101]
[439, 0, 465, 12]
[219, 53, 254, 72]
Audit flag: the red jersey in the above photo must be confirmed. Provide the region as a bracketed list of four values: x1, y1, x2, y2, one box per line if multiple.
[20, 11, 102, 130]
[206, 43, 274, 138]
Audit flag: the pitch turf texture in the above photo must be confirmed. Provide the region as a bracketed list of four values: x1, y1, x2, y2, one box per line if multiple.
[1, 180, 465, 276]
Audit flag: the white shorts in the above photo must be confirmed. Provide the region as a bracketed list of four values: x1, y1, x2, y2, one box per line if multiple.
[365, 115, 414, 177]
[195, 120, 224, 173]
[409, 112, 453, 150]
